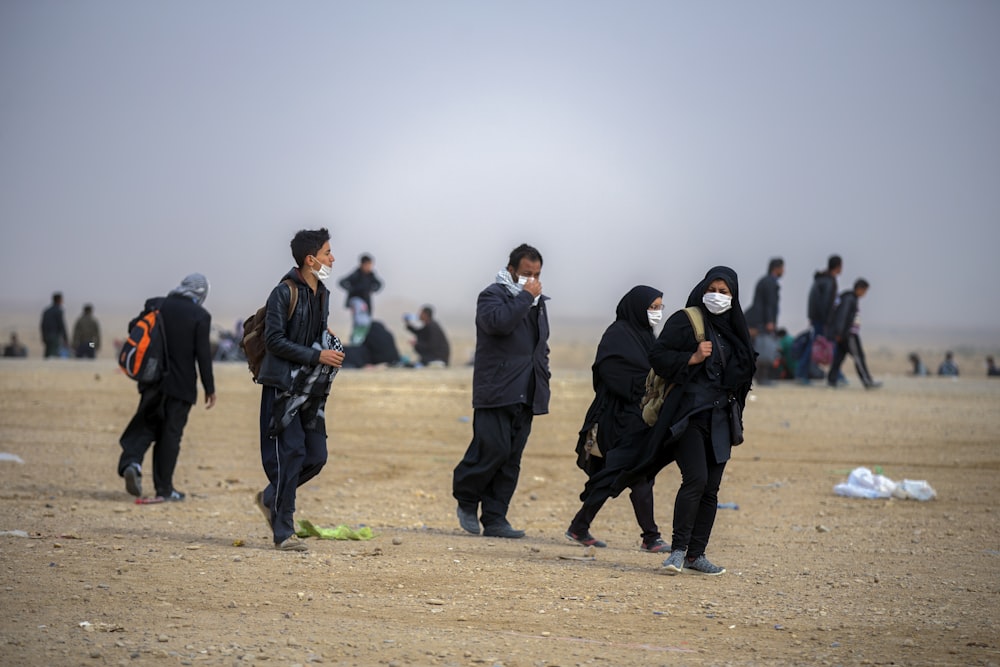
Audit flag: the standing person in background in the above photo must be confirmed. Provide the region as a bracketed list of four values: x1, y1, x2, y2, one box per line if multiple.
[40, 292, 68, 358]
[453, 243, 550, 539]
[986, 356, 1000, 377]
[255, 228, 345, 552]
[744, 258, 784, 385]
[566, 285, 670, 553]
[118, 274, 216, 502]
[404, 305, 451, 367]
[797, 255, 842, 384]
[72, 303, 101, 359]
[338, 253, 383, 315]
[827, 279, 881, 389]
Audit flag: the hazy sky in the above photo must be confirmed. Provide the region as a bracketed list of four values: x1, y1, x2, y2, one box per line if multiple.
[1, 1, 998, 339]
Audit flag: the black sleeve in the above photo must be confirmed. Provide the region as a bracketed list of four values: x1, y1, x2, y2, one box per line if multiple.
[648, 309, 699, 384]
[195, 311, 215, 396]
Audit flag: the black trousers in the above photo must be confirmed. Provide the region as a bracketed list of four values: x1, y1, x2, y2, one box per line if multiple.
[670, 418, 726, 559]
[118, 387, 192, 497]
[259, 386, 328, 544]
[452, 404, 533, 528]
[569, 477, 660, 542]
[827, 333, 875, 387]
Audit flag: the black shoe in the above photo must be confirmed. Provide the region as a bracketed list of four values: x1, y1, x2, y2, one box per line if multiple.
[456, 505, 480, 535]
[123, 463, 142, 497]
[163, 490, 185, 502]
[565, 530, 607, 548]
[640, 537, 671, 553]
[483, 521, 525, 539]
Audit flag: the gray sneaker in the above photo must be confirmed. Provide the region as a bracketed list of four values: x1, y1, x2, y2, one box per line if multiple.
[683, 554, 726, 575]
[254, 491, 273, 530]
[661, 549, 686, 574]
[275, 535, 309, 552]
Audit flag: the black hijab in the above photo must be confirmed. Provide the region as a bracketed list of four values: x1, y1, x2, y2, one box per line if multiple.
[593, 285, 662, 381]
[686, 266, 755, 391]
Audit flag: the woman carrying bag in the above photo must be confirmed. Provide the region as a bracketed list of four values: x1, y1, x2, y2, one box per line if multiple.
[649, 266, 755, 575]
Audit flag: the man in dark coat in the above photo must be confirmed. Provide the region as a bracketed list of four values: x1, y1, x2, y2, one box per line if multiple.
[40, 292, 68, 358]
[797, 254, 842, 383]
[744, 257, 783, 384]
[118, 274, 216, 502]
[452, 243, 550, 538]
[72, 303, 101, 359]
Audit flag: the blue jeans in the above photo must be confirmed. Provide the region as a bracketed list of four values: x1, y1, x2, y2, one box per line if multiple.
[796, 322, 824, 380]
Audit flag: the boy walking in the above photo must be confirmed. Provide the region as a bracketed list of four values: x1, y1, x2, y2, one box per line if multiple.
[255, 228, 345, 551]
[827, 278, 880, 389]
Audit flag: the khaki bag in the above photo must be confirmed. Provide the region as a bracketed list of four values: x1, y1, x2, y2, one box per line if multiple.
[640, 306, 705, 426]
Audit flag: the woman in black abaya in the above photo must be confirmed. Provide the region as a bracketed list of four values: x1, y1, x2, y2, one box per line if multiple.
[651, 266, 755, 575]
[566, 285, 670, 552]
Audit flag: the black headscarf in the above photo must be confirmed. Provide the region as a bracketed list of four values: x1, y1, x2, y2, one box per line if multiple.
[592, 285, 663, 384]
[686, 266, 755, 392]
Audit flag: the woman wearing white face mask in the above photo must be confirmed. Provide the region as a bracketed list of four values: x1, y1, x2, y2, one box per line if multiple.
[566, 285, 672, 553]
[642, 266, 755, 575]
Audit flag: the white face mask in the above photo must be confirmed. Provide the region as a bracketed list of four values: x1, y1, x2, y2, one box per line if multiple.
[646, 310, 662, 327]
[311, 260, 332, 281]
[703, 292, 732, 315]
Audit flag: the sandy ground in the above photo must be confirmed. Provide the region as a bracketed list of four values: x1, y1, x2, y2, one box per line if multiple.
[1, 349, 999, 667]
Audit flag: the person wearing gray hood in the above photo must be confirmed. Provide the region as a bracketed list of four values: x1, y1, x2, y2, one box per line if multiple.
[118, 273, 216, 503]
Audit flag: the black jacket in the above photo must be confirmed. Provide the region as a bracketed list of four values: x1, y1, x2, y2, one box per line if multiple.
[744, 274, 780, 331]
[828, 290, 859, 342]
[338, 268, 383, 311]
[406, 319, 450, 365]
[257, 269, 330, 391]
[134, 294, 214, 404]
[471, 283, 550, 414]
[807, 271, 838, 325]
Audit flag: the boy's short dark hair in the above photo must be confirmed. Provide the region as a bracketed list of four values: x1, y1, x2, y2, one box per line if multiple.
[768, 257, 784, 273]
[290, 228, 331, 267]
[854, 278, 870, 291]
[828, 255, 842, 272]
[507, 243, 543, 270]
[360, 254, 373, 264]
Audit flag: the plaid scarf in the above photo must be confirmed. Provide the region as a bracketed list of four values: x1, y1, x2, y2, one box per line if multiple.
[495, 268, 540, 306]
[268, 331, 343, 437]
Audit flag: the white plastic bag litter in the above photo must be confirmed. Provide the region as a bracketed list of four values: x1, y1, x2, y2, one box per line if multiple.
[833, 467, 935, 501]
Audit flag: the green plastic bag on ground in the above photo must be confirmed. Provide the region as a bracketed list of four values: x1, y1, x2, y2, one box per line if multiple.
[296, 519, 374, 540]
